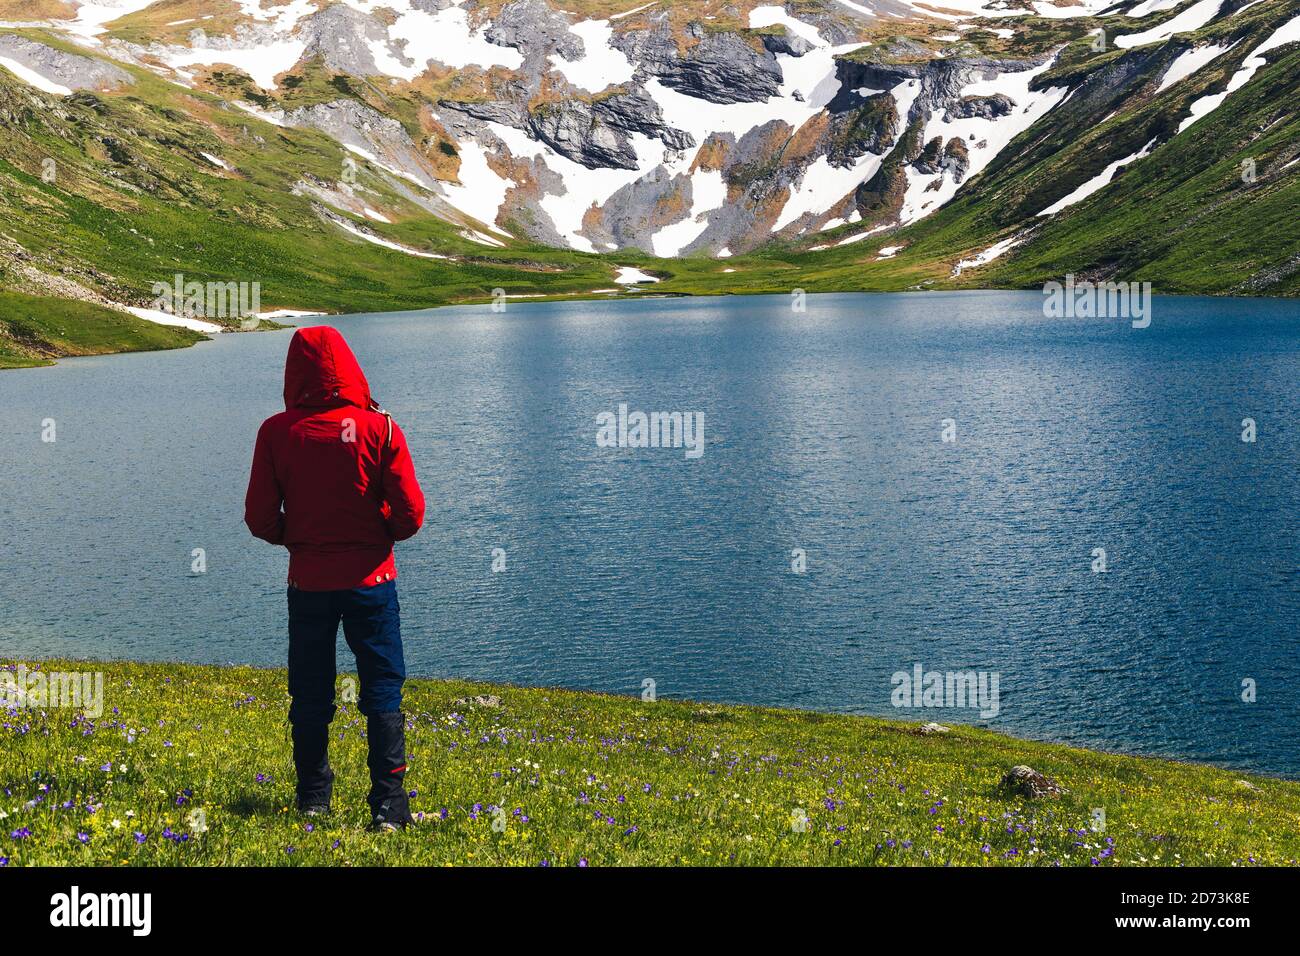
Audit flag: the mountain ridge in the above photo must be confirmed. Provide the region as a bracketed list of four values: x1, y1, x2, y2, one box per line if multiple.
[1, 0, 1298, 365]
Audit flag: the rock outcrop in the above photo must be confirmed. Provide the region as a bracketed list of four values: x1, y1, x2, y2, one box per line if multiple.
[0, 35, 133, 91]
[999, 765, 1066, 799]
[613, 19, 785, 104]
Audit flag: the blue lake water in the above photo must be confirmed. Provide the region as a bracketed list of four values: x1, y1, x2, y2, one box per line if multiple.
[2, 291, 1297, 775]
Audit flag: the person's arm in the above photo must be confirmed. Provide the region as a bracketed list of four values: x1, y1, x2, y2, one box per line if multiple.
[381, 420, 425, 542]
[244, 421, 285, 545]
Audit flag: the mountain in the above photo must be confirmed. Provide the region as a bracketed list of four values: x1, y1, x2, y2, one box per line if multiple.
[1, 0, 1298, 365]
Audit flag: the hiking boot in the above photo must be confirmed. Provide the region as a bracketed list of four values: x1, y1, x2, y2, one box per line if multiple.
[366, 712, 413, 828]
[369, 810, 408, 833]
[291, 722, 334, 811]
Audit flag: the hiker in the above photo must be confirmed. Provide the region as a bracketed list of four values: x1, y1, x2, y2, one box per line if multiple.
[244, 326, 425, 830]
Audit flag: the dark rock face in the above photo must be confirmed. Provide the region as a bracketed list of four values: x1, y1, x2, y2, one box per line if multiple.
[913, 133, 971, 181]
[613, 20, 784, 104]
[448, 87, 694, 171]
[913, 135, 945, 174]
[486, 0, 584, 68]
[830, 54, 1041, 121]
[945, 93, 1016, 122]
[582, 164, 695, 252]
[826, 92, 899, 165]
[297, 4, 397, 77]
[942, 137, 970, 181]
[999, 765, 1065, 799]
[590, 87, 695, 154]
[761, 31, 813, 58]
[528, 98, 635, 169]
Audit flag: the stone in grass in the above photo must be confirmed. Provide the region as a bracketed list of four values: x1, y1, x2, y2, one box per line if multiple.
[691, 707, 728, 722]
[451, 694, 503, 710]
[999, 765, 1065, 799]
[916, 722, 951, 735]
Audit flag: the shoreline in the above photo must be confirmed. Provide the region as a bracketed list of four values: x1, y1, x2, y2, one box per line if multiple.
[5, 654, 1295, 783]
[6, 285, 1298, 370]
[3, 657, 1296, 866]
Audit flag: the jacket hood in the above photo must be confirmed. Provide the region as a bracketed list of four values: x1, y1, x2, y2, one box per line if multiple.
[284, 326, 373, 411]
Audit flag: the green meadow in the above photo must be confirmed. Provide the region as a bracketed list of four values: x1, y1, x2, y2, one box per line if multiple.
[2, 660, 1296, 866]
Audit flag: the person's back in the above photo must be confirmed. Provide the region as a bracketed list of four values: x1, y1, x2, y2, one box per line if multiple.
[245, 326, 425, 829]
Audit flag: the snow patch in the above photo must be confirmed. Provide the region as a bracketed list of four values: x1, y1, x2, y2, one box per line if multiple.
[123, 305, 223, 334]
[163, 37, 306, 90]
[1124, 0, 1183, 17]
[0, 55, 72, 95]
[1157, 42, 1233, 92]
[615, 266, 659, 284]
[366, 4, 524, 80]
[774, 153, 885, 232]
[1036, 138, 1157, 216]
[952, 235, 1023, 276]
[549, 19, 636, 93]
[610, 3, 657, 20]
[323, 210, 449, 259]
[1177, 12, 1300, 132]
[64, 0, 159, 40]
[651, 169, 726, 257]
[1116, 0, 1224, 49]
[199, 151, 232, 170]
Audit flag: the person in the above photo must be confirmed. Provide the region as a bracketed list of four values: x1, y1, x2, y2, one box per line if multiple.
[244, 326, 425, 830]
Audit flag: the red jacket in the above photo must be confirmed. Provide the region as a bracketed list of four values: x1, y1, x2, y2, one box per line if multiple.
[244, 326, 425, 591]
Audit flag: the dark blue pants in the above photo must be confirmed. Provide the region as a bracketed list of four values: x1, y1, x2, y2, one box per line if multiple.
[287, 581, 405, 724]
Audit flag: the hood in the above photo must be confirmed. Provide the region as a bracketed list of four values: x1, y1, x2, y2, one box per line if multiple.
[283, 326, 373, 411]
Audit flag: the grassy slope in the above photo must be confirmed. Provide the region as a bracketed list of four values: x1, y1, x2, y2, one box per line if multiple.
[1, 659, 1296, 866]
[0, 291, 202, 368]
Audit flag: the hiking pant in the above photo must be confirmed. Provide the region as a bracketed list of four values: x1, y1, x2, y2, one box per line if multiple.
[287, 582, 406, 812]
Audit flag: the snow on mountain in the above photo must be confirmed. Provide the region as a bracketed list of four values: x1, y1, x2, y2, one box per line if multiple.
[1036, 137, 1157, 216]
[1156, 41, 1235, 92]
[898, 59, 1069, 226]
[1177, 9, 1300, 132]
[7, 0, 1290, 260]
[1115, 0, 1224, 48]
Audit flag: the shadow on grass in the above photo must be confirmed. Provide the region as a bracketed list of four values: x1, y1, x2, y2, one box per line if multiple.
[225, 793, 282, 817]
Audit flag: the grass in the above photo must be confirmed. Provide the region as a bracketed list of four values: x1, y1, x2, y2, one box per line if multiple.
[0, 292, 204, 368]
[2, 659, 1297, 867]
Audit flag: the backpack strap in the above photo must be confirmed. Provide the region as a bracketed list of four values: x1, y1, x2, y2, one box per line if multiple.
[369, 401, 394, 452]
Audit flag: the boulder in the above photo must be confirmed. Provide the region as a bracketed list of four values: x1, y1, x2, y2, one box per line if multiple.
[999, 765, 1065, 799]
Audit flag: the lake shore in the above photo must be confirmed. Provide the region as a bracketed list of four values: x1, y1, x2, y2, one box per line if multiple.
[3, 658, 1296, 867]
[6, 280, 1298, 370]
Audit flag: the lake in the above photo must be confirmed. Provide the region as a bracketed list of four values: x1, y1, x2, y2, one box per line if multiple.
[2, 291, 1297, 776]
